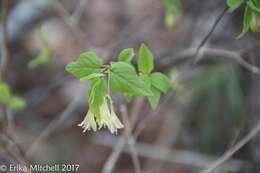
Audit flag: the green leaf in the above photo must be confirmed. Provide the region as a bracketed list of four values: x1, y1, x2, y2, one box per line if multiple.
[137, 44, 154, 75]
[227, 0, 244, 11]
[148, 87, 161, 109]
[250, 12, 258, 32]
[8, 96, 26, 110]
[164, 0, 182, 15]
[28, 29, 51, 69]
[238, 6, 253, 38]
[28, 47, 50, 69]
[247, 1, 260, 13]
[163, 0, 181, 27]
[0, 83, 11, 103]
[252, 0, 260, 8]
[88, 79, 105, 118]
[80, 73, 104, 83]
[165, 13, 177, 27]
[109, 62, 153, 96]
[150, 72, 171, 93]
[66, 52, 103, 78]
[118, 48, 134, 63]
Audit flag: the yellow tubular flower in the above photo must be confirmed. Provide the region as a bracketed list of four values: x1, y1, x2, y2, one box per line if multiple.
[98, 98, 124, 134]
[109, 107, 124, 134]
[78, 110, 97, 132]
[78, 96, 124, 134]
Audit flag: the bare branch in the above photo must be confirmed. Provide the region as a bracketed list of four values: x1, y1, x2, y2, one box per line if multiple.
[101, 97, 145, 173]
[195, 6, 228, 55]
[191, 6, 228, 64]
[200, 120, 260, 173]
[134, 92, 174, 137]
[70, 0, 89, 25]
[159, 47, 260, 74]
[93, 135, 247, 172]
[120, 105, 141, 173]
[1, 134, 32, 173]
[25, 91, 84, 159]
[0, 0, 9, 79]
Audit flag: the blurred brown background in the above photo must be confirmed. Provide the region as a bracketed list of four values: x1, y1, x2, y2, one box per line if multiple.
[0, 0, 260, 172]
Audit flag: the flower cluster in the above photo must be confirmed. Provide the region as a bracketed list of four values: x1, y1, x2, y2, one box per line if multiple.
[65, 44, 171, 135]
[78, 97, 124, 134]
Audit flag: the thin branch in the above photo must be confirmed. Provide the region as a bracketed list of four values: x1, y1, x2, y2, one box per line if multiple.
[101, 97, 145, 173]
[239, 40, 260, 55]
[203, 48, 260, 73]
[25, 92, 83, 159]
[0, 0, 16, 139]
[52, 0, 88, 49]
[120, 105, 141, 173]
[196, 6, 228, 53]
[101, 137, 126, 173]
[200, 120, 260, 173]
[0, 0, 11, 130]
[29, 0, 88, 50]
[134, 91, 174, 138]
[70, 0, 89, 25]
[93, 135, 246, 172]
[0, 0, 9, 80]
[0, 2, 31, 171]
[6, 109, 15, 134]
[193, 6, 228, 63]
[159, 48, 260, 74]
[1, 134, 32, 173]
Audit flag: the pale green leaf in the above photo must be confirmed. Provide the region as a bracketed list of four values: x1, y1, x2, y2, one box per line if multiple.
[250, 12, 258, 32]
[148, 87, 161, 109]
[118, 48, 134, 63]
[8, 96, 26, 110]
[238, 6, 252, 38]
[150, 72, 171, 93]
[0, 83, 11, 103]
[163, 0, 181, 27]
[80, 73, 104, 83]
[88, 79, 105, 118]
[28, 29, 51, 69]
[227, 0, 245, 11]
[138, 44, 154, 75]
[247, 1, 260, 13]
[164, 0, 182, 15]
[252, 0, 260, 8]
[165, 13, 177, 27]
[66, 52, 103, 78]
[28, 47, 50, 69]
[109, 62, 153, 96]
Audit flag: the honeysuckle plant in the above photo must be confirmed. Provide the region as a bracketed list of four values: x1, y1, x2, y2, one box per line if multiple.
[227, 0, 260, 37]
[65, 44, 171, 134]
[163, 0, 260, 36]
